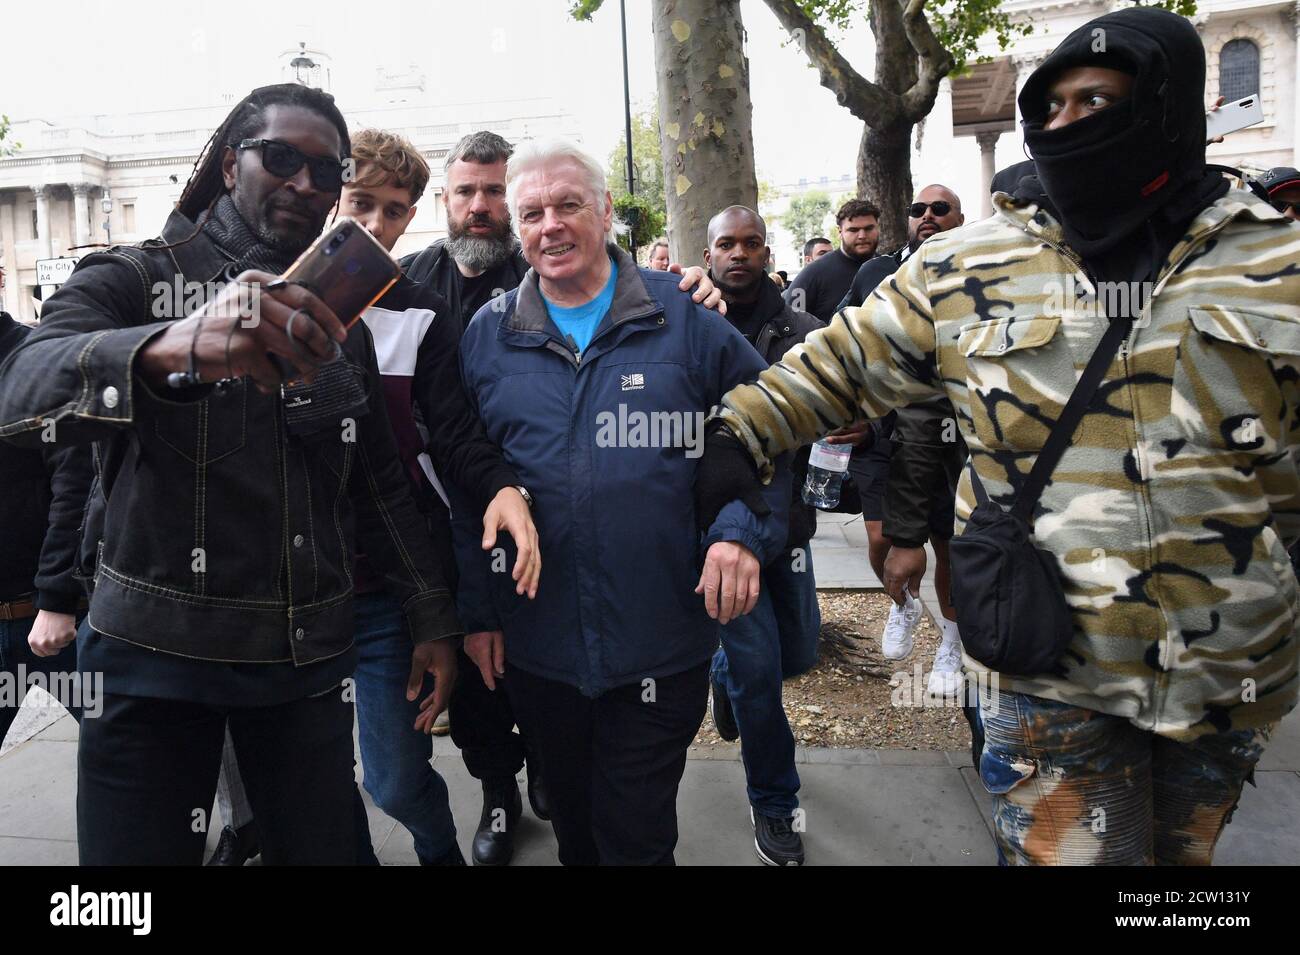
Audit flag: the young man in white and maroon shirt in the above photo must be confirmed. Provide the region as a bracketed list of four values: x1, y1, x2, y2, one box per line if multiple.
[346, 129, 544, 865]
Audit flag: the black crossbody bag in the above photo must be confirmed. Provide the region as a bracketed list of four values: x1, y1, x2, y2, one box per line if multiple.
[948, 314, 1133, 675]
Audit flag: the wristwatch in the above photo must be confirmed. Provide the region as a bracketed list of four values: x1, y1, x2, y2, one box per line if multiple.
[514, 485, 534, 509]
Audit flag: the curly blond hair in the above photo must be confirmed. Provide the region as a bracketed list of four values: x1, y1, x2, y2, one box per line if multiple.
[349, 128, 430, 204]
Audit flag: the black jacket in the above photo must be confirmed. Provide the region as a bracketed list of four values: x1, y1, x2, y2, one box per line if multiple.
[0, 313, 94, 611]
[0, 209, 461, 666]
[398, 239, 530, 512]
[784, 247, 869, 323]
[399, 239, 529, 335]
[832, 247, 967, 547]
[838, 249, 908, 311]
[722, 277, 825, 548]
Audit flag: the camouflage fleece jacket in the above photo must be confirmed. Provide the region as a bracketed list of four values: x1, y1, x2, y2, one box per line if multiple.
[717, 187, 1300, 741]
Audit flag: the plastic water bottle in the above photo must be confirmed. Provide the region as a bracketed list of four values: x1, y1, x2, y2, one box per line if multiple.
[803, 439, 852, 509]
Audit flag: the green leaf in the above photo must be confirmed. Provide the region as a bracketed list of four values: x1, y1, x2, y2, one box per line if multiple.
[569, 0, 606, 21]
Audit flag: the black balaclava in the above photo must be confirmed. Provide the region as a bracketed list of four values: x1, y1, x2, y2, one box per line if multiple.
[1018, 7, 1227, 259]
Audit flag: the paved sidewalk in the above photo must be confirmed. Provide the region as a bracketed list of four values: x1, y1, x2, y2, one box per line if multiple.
[1, 706, 1296, 865]
[2, 516, 1296, 865]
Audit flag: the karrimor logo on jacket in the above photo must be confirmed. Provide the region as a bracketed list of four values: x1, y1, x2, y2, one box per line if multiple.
[621, 373, 645, 391]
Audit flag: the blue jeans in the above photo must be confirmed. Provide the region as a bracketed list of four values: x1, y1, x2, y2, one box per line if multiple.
[0, 614, 82, 745]
[353, 591, 457, 864]
[712, 547, 821, 817]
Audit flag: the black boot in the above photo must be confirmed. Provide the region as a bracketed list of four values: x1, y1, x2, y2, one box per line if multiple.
[472, 779, 522, 866]
[526, 767, 552, 822]
[205, 822, 260, 866]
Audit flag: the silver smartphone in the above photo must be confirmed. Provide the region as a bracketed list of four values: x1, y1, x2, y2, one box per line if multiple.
[1206, 94, 1264, 140]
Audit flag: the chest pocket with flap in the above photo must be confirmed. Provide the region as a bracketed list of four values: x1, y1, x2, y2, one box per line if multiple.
[1171, 306, 1300, 453]
[957, 314, 1071, 452]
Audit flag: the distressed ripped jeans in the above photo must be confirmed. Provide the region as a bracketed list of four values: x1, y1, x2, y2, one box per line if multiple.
[979, 688, 1272, 865]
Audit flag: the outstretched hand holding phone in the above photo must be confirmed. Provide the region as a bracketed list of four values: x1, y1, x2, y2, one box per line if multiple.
[136, 217, 400, 394]
[136, 271, 346, 393]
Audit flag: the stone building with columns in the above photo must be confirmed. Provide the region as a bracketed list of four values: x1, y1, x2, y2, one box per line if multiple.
[918, 0, 1297, 218]
[0, 48, 578, 323]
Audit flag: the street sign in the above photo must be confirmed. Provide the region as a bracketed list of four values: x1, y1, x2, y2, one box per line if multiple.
[36, 257, 80, 286]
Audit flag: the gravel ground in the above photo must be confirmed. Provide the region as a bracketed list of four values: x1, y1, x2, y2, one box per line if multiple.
[695, 591, 976, 751]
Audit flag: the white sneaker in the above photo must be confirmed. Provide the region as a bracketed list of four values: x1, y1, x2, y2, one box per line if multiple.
[926, 634, 964, 697]
[881, 598, 921, 659]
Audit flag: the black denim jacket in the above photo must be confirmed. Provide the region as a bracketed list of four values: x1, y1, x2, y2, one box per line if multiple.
[0, 210, 462, 665]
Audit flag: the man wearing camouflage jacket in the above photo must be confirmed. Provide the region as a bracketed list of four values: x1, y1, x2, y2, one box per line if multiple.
[697, 7, 1299, 864]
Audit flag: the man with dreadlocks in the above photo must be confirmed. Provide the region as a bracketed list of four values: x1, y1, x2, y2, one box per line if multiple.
[0, 84, 462, 865]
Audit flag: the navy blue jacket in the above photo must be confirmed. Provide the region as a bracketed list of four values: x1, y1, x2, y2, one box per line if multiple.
[454, 245, 790, 697]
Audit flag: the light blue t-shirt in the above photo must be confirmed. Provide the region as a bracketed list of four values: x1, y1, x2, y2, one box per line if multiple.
[542, 257, 618, 355]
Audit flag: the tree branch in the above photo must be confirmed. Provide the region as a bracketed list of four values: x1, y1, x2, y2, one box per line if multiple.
[898, 0, 955, 121]
[761, 0, 897, 126]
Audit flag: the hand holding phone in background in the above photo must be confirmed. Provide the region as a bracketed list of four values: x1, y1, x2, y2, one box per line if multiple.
[1206, 93, 1264, 143]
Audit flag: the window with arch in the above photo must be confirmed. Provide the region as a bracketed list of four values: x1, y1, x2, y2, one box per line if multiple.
[1219, 38, 1260, 103]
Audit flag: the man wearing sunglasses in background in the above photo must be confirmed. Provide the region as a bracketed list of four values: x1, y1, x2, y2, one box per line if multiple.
[835, 186, 969, 696]
[0, 84, 462, 865]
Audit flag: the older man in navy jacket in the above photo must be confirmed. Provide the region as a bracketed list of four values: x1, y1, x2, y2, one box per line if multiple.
[453, 139, 789, 865]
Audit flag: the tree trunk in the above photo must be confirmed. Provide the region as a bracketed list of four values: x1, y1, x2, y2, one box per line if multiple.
[758, 0, 951, 255]
[861, 0, 917, 252]
[652, 0, 758, 268]
[857, 120, 914, 251]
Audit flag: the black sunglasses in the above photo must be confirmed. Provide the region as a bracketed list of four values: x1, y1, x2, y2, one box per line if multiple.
[236, 138, 346, 191]
[909, 200, 952, 218]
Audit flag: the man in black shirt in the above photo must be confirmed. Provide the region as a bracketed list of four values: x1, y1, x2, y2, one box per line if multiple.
[703, 206, 824, 866]
[784, 198, 880, 322]
[835, 185, 969, 697]
[400, 131, 534, 865]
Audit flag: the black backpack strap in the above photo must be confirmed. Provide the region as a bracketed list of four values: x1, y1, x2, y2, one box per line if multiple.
[1009, 315, 1133, 523]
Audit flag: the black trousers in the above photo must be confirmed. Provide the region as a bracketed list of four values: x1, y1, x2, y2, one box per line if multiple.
[449, 646, 529, 783]
[505, 661, 709, 865]
[77, 687, 359, 865]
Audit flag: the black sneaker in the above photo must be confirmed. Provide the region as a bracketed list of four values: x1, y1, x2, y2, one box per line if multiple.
[205, 823, 260, 866]
[711, 680, 739, 742]
[750, 807, 804, 866]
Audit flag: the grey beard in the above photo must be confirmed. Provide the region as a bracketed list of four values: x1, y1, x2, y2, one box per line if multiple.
[446, 233, 513, 273]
